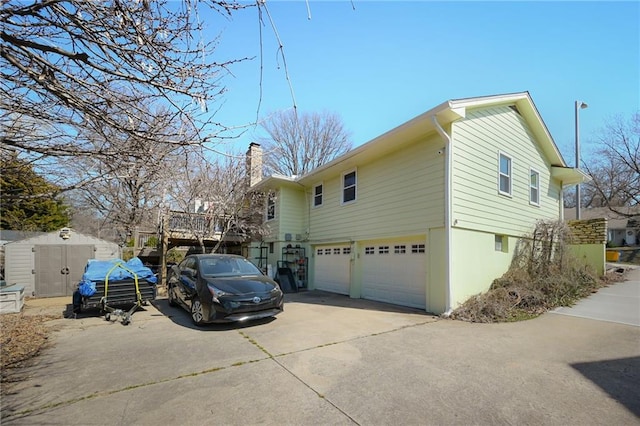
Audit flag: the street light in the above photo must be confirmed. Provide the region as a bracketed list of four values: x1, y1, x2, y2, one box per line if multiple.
[575, 100, 588, 220]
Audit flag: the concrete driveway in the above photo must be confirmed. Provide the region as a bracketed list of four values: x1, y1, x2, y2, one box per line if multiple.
[2, 290, 639, 425]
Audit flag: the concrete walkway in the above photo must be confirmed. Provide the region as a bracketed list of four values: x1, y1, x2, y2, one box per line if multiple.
[552, 266, 640, 326]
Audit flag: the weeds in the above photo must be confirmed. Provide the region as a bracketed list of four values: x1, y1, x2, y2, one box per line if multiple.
[451, 220, 609, 323]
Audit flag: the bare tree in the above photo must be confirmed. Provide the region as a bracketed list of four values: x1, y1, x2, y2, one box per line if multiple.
[583, 112, 640, 215]
[1, 0, 250, 188]
[259, 110, 352, 176]
[69, 107, 196, 242]
[167, 153, 267, 253]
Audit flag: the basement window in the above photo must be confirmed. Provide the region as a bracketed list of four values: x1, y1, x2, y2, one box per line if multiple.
[495, 235, 508, 253]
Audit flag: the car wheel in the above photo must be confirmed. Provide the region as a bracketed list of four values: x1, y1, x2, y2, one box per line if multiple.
[167, 283, 178, 307]
[190, 297, 206, 326]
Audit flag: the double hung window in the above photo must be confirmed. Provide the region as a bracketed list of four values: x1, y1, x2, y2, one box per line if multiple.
[313, 184, 323, 207]
[342, 170, 357, 203]
[529, 169, 540, 206]
[498, 153, 512, 196]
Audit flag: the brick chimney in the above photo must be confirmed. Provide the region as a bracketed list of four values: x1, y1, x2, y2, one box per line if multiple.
[246, 142, 263, 187]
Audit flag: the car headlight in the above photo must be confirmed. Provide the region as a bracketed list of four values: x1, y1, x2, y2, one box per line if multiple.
[207, 284, 230, 302]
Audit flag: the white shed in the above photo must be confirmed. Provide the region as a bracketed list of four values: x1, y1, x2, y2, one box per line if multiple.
[4, 228, 120, 298]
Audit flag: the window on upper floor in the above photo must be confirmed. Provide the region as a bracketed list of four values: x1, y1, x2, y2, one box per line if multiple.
[343, 170, 357, 204]
[498, 153, 512, 196]
[313, 183, 323, 207]
[266, 192, 276, 221]
[530, 168, 540, 206]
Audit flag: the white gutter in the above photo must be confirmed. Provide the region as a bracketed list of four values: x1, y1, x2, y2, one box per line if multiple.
[431, 115, 453, 317]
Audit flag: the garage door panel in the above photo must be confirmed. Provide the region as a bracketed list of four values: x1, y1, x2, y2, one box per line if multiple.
[362, 242, 426, 309]
[314, 245, 350, 295]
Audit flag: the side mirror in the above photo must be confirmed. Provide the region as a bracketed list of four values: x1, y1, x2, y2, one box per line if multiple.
[181, 269, 195, 278]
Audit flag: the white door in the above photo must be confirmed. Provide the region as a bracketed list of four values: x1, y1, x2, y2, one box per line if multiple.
[361, 241, 427, 309]
[313, 245, 351, 295]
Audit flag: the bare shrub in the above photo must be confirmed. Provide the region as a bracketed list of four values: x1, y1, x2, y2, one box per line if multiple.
[451, 220, 604, 323]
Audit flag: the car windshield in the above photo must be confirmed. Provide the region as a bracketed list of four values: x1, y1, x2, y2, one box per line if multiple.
[199, 257, 262, 277]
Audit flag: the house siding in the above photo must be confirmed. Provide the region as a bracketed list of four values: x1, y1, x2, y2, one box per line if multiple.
[308, 134, 445, 243]
[278, 186, 307, 241]
[451, 106, 562, 237]
[449, 228, 516, 310]
[252, 94, 581, 315]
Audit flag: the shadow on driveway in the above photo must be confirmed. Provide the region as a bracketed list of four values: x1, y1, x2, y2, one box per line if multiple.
[151, 298, 276, 331]
[284, 289, 434, 315]
[571, 356, 640, 417]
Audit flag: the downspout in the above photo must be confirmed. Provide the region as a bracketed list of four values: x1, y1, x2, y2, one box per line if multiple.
[431, 115, 453, 317]
[559, 184, 565, 221]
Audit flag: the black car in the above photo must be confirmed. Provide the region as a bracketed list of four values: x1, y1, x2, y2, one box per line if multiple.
[167, 254, 284, 325]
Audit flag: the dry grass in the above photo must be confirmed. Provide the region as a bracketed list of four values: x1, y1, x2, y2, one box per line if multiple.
[0, 299, 66, 392]
[1, 313, 59, 387]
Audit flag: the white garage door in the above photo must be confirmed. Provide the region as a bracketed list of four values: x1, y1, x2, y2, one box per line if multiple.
[361, 241, 427, 309]
[313, 245, 351, 295]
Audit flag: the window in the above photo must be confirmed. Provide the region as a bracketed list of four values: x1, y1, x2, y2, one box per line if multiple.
[378, 246, 389, 254]
[343, 247, 351, 255]
[495, 235, 508, 252]
[266, 192, 276, 220]
[324, 248, 331, 255]
[365, 247, 375, 255]
[333, 248, 341, 255]
[269, 242, 274, 254]
[394, 245, 406, 254]
[313, 184, 323, 207]
[411, 244, 425, 253]
[498, 153, 512, 196]
[530, 169, 540, 206]
[342, 170, 357, 203]
[317, 249, 323, 255]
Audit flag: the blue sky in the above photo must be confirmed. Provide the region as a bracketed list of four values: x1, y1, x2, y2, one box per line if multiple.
[202, 1, 639, 165]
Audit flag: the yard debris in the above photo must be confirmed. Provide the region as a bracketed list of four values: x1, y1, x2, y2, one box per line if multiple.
[451, 220, 622, 323]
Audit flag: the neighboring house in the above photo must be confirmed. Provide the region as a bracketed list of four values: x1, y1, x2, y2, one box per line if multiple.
[248, 92, 587, 315]
[565, 207, 640, 247]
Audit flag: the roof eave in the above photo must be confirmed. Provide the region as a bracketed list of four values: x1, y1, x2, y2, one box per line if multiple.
[551, 166, 591, 186]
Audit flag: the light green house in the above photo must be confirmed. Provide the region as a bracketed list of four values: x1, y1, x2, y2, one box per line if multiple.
[248, 92, 588, 315]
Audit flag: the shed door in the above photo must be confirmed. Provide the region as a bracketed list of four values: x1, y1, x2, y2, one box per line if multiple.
[361, 241, 427, 309]
[313, 245, 351, 295]
[35, 245, 94, 297]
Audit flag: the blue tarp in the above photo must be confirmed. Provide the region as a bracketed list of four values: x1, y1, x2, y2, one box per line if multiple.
[82, 257, 158, 284]
[78, 280, 97, 297]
